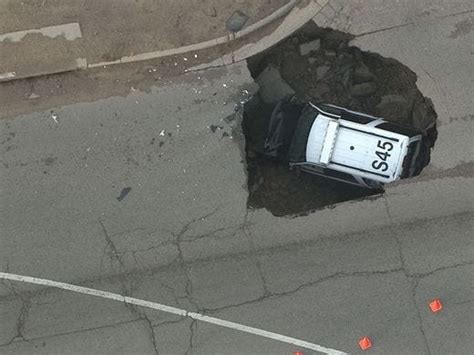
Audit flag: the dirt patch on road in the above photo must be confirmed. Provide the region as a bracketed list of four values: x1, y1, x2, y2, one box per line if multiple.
[243, 23, 438, 217]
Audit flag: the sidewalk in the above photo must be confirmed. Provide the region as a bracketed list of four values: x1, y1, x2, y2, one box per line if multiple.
[0, 0, 324, 81]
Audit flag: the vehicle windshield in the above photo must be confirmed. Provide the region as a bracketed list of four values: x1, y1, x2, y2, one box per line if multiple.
[402, 140, 421, 178]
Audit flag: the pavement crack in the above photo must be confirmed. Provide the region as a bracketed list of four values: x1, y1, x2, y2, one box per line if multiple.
[144, 314, 159, 355]
[410, 260, 474, 279]
[185, 320, 197, 355]
[242, 210, 270, 297]
[420, 65, 452, 119]
[388, 219, 431, 354]
[0, 319, 142, 348]
[409, 279, 431, 355]
[157, 282, 182, 308]
[177, 208, 220, 237]
[168, 209, 220, 311]
[0, 280, 31, 346]
[99, 219, 125, 273]
[451, 298, 474, 306]
[391, 234, 409, 277]
[180, 225, 242, 243]
[272, 268, 404, 300]
[173, 237, 199, 310]
[153, 317, 187, 329]
[255, 259, 271, 298]
[354, 21, 414, 38]
[123, 237, 175, 257]
[99, 219, 141, 298]
[201, 267, 404, 314]
[14, 297, 31, 343]
[382, 195, 394, 224]
[439, 9, 474, 19]
[123, 302, 159, 355]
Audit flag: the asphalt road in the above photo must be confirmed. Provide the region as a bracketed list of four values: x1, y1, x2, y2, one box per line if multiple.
[1, 1, 473, 354]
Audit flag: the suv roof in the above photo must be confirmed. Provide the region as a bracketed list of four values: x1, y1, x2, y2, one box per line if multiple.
[263, 98, 428, 189]
[304, 105, 409, 183]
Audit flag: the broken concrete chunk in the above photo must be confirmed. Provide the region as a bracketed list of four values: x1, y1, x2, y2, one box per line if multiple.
[226, 11, 249, 32]
[412, 96, 438, 133]
[316, 65, 330, 80]
[299, 39, 321, 56]
[255, 65, 295, 104]
[353, 63, 375, 83]
[312, 82, 331, 97]
[377, 94, 408, 106]
[376, 95, 411, 123]
[350, 82, 377, 97]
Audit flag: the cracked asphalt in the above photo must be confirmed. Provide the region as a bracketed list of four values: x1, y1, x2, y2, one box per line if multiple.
[1, 0, 473, 354]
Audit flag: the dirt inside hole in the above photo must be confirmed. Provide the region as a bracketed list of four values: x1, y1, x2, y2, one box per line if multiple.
[243, 23, 438, 217]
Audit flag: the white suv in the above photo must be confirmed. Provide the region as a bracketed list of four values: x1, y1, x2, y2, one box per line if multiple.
[263, 99, 431, 189]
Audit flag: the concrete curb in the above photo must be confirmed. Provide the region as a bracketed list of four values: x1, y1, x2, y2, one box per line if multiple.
[88, 0, 301, 68]
[0, 23, 86, 82]
[0, 0, 299, 82]
[189, 0, 328, 71]
[0, 0, 330, 82]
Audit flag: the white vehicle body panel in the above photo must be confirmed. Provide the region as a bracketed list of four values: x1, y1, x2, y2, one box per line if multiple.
[305, 115, 329, 164]
[305, 113, 409, 183]
[320, 119, 339, 164]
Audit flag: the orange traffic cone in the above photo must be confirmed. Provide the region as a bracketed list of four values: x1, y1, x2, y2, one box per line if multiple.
[429, 299, 443, 313]
[293, 352, 304, 355]
[359, 336, 372, 350]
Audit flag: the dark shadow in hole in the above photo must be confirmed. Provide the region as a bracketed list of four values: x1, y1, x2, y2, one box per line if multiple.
[242, 96, 382, 217]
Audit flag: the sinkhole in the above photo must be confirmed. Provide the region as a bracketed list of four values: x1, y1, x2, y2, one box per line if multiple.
[242, 23, 438, 217]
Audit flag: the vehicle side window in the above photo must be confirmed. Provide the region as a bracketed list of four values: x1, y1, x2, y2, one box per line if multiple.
[377, 122, 420, 137]
[325, 169, 359, 184]
[401, 141, 420, 178]
[288, 107, 317, 163]
[341, 111, 374, 124]
[318, 104, 343, 117]
[362, 178, 383, 189]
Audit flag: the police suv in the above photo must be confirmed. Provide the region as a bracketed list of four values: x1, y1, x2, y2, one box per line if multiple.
[263, 99, 431, 189]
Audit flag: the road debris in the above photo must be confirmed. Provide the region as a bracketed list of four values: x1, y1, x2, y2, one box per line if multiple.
[226, 10, 249, 32]
[117, 187, 132, 201]
[299, 38, 320, 55]
[255, 65, 295, 104]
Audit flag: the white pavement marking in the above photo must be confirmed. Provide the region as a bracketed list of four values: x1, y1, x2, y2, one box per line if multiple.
[0, 72, 16, 80]
[0, 272, 346, 354]
[0, 23, 82, 42]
